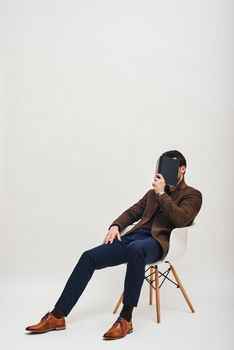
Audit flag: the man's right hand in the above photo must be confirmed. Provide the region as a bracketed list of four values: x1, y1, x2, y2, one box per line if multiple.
[102, 226, 122, 244]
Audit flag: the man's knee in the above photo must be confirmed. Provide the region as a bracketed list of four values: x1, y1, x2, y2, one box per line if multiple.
[81, 248, 108, 271]
[80, 249, 96, 265]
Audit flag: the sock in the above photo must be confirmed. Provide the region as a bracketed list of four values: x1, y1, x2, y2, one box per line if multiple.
[51, 306, 65, 319]
[119, 304, 134, 322]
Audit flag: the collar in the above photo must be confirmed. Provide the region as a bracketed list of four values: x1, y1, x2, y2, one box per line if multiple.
[165, 176, 187, 194]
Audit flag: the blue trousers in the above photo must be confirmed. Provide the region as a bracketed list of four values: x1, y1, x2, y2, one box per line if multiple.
[55, 228, 163, 316]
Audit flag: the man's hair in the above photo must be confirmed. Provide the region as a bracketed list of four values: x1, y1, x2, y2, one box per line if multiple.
[161, 150, 187, 167]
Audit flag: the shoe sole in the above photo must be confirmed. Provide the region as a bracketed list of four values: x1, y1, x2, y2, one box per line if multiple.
[26, 327, 66, 333]
[103, 328, 133, 340]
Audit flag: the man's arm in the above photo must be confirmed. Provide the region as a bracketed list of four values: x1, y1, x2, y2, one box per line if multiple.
[156, 189, 202, 227]
[108, 189, 151, 231]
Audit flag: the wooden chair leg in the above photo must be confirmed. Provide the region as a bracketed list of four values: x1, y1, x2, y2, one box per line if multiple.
[149, 266, 154, 305]
[113, 291, 124, 314]
[154, 265, 161, 323]
[170, 265, 195, 313]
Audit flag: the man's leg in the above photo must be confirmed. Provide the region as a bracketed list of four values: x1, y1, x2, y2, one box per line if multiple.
[122, 236, 163, 308]
[102, 233, 164, 340]
[25, 238, 129, 333]
[53, 229, 161, 318]
[54, 238, 128, 317]
[25, 229, 163, 335]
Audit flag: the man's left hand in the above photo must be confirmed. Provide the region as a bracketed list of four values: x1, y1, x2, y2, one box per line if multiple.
[152, 173, 166, 194]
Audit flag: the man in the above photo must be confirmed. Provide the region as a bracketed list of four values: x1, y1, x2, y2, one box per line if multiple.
[25, 150, 202, 340]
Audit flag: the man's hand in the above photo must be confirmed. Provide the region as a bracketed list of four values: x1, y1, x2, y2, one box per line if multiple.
[102, 225, 122, 244]
[152, 173, 166, 194]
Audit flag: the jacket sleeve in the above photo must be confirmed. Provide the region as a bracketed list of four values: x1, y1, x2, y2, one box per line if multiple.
[156, 189, 202, 227]
[108, 189, 151, 231]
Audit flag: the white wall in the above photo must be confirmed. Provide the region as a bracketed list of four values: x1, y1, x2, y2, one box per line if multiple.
[0, 0, 233, 314]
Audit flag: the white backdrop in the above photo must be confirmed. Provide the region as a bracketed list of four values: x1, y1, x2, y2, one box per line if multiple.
[0, 1, 233, 349]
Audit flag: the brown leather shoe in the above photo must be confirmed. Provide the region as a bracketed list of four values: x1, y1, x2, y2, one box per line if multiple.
[25, 312, 66, 333]
[103, 316, 133, 340]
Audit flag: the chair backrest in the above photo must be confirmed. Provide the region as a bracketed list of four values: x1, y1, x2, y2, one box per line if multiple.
[163, 222, 195, 262]
[120, 221, 195, 263]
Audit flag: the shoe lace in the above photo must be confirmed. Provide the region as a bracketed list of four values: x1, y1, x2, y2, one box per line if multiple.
[114, 316, 124, 326]
[40, 312, 50, 321]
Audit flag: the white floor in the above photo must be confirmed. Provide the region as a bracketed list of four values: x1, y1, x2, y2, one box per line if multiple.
[1, 275, 233, 350]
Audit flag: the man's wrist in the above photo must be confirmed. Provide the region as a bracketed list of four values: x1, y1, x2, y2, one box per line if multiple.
[108, 224, 121, 231]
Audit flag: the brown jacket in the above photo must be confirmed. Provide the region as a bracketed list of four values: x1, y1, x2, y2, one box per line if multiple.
[108, 176, 202, 260]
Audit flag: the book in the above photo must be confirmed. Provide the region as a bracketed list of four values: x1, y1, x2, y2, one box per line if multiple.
[155, 156, 180, 186]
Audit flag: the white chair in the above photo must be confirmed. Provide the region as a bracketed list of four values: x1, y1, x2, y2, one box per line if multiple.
[113, 222, 196, 323]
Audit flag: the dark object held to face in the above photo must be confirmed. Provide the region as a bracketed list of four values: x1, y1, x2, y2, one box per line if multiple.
[155, 156, 180, 186]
